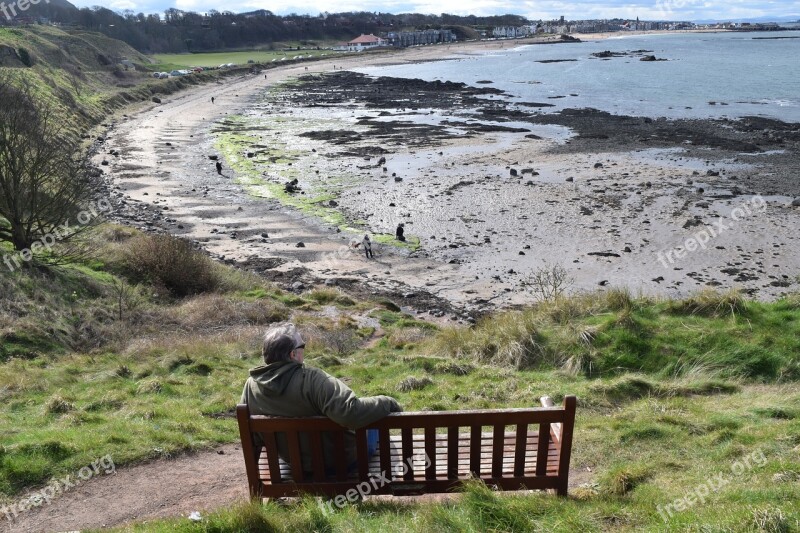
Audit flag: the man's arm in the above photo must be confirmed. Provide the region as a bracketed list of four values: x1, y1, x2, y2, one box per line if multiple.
[306, 368, 401, 429]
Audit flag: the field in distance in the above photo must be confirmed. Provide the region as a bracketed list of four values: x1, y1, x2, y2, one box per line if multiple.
[150, 49, 338, 70]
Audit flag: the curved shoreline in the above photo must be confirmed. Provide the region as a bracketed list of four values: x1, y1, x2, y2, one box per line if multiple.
[95, 38, 800, 314]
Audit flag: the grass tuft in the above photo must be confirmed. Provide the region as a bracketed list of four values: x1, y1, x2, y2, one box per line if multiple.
[666, 288, 748, 318]
[396, 376, 433, 392]
[45, 395, 76, 415]
[600, 464, 651, 495]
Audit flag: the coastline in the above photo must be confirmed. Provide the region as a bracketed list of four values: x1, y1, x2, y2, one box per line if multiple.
[94, 36, 800, 317]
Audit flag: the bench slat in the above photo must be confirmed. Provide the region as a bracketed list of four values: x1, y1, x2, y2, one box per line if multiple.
[401, 427, 414, 481]
[470, 425, 481, 476]
[514, 423, 528, 477]
[447, 426, 458, 479]
[536, 423, 550, 477]
[334, 431, 347, 481]
[379, 426, 391, 478]
[425, 427, 437, 481]
[286, 431, 304, 482]
[491, 425, 504, 478]
[310, 431, 326, 483]
[356, 427, 369, 482]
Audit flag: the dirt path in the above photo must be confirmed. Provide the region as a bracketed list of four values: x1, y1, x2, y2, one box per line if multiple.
[1, 444, 246, 532]
[2, 440, 591, 533]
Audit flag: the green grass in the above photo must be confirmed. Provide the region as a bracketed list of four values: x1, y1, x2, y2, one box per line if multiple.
[3, 27, 798, 530]
[150, 49, 336, 70]
[1, 228, 800, 531]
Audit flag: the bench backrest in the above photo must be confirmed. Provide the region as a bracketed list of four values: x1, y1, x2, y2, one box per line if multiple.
[237, 395, 576, 498]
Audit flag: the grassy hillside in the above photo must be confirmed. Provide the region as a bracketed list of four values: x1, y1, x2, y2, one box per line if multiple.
[1, 225, 798, 531]
[0, 26, 270, 135]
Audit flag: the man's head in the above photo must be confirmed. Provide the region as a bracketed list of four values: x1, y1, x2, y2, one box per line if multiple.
[262, 323, 305, 364]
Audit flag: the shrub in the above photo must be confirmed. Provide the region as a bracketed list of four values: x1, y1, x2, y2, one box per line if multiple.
[525, 263, 574, 301]
[16, 47, 33, 67]
[124, 234, 219, 296]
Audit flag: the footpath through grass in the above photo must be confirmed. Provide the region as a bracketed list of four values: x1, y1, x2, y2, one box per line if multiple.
[0, 226, 798, 531]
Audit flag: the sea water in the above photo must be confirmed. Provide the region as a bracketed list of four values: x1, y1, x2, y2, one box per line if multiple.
[355, 31, 800, 123]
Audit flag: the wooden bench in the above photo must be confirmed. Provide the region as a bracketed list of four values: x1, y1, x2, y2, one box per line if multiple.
[236, 395, 576, 499]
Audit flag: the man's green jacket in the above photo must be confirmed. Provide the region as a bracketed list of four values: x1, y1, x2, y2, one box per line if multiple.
[240, 360, 401, 474]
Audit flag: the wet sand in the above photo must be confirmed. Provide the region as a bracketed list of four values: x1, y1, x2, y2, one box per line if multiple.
[94, 37, 800, 317]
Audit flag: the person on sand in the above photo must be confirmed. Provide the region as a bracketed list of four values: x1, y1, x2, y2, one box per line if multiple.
[284, 178, 299, 193]
[362, 234, 373, 259]
[395, 223, 406, 242]
[215, 161, 222, 175]
[211, 96, 215, 104]
[241, 323, 400, 475]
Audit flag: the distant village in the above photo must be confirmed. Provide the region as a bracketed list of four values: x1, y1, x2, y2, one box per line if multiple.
[337, 17, 792, 51]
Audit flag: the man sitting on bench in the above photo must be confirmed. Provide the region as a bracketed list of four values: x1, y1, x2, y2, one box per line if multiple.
[240, 323, 402, 477]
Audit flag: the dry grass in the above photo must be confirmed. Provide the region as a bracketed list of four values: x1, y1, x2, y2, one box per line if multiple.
[124, 234, 219, 296]
[166, 294, 289, 331]
[433, 309, 549, 369]
[387, 327, 434, 349]
[666, 288, 748, 318]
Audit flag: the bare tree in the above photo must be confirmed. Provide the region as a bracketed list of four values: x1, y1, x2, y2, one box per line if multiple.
[525, 263, 574, 301]
[0, 71, 95, 256]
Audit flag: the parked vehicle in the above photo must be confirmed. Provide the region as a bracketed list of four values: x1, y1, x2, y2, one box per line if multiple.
[158, 72, 169, 79]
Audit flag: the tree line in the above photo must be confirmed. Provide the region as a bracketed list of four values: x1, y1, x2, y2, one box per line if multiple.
[17, 5, 529, 53]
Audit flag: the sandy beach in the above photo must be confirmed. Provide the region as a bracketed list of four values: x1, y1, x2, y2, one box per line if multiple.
[93, 35, 800, 317]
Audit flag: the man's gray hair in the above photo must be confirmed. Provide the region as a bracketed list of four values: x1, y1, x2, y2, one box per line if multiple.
[262, 322, 303, 364]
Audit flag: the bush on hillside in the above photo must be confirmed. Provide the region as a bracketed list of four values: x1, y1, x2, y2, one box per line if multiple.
[16, 47, 33, 67]
[124, 234, 219, 296]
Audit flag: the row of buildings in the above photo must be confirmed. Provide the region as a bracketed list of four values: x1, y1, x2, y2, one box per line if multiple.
[338, 29, 457, 51]
[492, 19, 784, 37]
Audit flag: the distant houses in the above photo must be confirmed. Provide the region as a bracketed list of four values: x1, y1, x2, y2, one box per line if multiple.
[337, 29, 456, 52]
[346, 34, 387, 51]
[385, 29, 456, 47]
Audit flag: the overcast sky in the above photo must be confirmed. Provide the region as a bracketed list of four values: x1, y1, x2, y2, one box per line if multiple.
[72, 0, 800, 23]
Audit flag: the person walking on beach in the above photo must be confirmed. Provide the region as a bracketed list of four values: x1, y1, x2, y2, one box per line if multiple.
[395, 223, 406, 242]
[211, 96, 215, 104]
[215, 161, 223, 175]
[362, 235, 373, 259]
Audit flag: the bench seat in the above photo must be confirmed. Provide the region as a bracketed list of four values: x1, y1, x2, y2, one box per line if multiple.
[237, 396, 576, 498]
